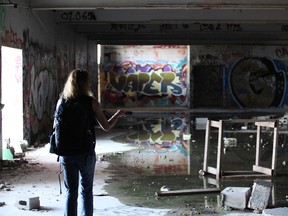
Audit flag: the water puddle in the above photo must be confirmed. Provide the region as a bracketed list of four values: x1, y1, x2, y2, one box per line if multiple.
[99, 113, 288, 212]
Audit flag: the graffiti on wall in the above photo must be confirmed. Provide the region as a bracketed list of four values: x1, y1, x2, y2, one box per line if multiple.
[102, 46, 189, 107]
[276, 47, 288, 58]
[104, 61, 188, 106]
[30, 66, 55, 121]
[190, 45, 288, 109]
[200, 24, 242, 32]
[230, 57, 286, 108]
[56, 42, 70, 92]
[22, 29, 56, 144]
[0, 27, 23, 49]
[110, 24, 146, 32]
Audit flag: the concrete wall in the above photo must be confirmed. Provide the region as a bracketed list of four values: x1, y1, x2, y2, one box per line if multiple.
[0, 2, 288, 151]
[101, 45, 189, 108]
[190, 45, 288, 109]
[0, 5, 76, 147]
[99, 44, 288, 110]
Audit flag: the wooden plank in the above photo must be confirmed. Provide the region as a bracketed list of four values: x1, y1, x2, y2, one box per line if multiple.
[207, 178, 219, 187]
[222, 170, 272, 178]
[255, 121, 276, 128]
[156, 188, 221, 196]
[225, 119, 276, 123]
[253, 165, 272, 176]
[223, 170, 256, 175]
[210, 120, 221, 128]
[207, 166, 217, 175]
[203, 120, 211, 172]
[255, 125, 261, 166]
[271, 126, 278, 174]
[222, 174, 271, 179]
[216, 120, 223, 179]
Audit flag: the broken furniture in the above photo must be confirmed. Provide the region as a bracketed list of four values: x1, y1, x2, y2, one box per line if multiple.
[202, 119, 279, 179]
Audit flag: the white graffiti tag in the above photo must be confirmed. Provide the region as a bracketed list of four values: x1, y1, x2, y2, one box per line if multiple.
[31, 65, 54, 120]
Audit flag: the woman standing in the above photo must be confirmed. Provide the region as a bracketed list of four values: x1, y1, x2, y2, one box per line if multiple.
[57, 69, 125, 216]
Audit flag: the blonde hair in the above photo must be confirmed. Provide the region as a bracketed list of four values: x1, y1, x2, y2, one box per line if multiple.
[62, 69, 92, 99]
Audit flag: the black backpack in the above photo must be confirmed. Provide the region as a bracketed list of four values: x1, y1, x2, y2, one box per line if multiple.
[49, 96, 95, 156]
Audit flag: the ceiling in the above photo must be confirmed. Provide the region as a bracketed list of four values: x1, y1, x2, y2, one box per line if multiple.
[27, 0, 288, 10]
[2, 0, 288, 43]
[1, 0, 287, 23]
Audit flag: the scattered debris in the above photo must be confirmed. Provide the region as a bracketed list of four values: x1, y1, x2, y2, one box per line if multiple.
[223, 137, 237, 148]
[0, 182, 12, 191]
[221, 187, 251, 210]
[98, 155, 105, 161]
[156, 188, 220, 196]
[1, 158, 28, 170]
[248, 179, 273, 212]
[160, 186, 170, 192]
[20, 140, 28, 152]
[223, 137, 237, 154]
[198, 170, 205, 176]
[166, 204, 217, 216]
[16, 197, 40, 210]
[220, 179, 273, 213]
[182, 133, 191, 140]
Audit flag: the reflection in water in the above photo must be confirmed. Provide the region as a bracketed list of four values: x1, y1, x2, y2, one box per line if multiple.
[103, 114, 288, 210]
[120, 116, 191, 175]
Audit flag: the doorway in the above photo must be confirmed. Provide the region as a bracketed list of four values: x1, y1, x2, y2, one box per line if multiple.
[1, 46, 23, 160]
[193, 65, 224, 108]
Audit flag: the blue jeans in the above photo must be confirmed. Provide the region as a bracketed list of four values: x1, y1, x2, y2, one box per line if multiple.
[61, 151, 96, 216]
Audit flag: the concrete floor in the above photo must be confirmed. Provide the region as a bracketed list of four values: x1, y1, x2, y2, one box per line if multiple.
[0, 136, 170, 216]
[0, 129, 287, 216]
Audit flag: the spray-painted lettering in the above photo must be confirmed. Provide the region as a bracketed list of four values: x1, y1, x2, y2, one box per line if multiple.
[159, 24, 179, 32]
[200, 24, 242, 32]
[31, 66, 55, 121]
[110, 24, 146, 32]
[60, 11, 96, 22]
[108, 71, 183, 96]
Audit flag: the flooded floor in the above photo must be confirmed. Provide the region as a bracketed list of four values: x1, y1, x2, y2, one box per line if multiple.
[98, 113, 288, 214]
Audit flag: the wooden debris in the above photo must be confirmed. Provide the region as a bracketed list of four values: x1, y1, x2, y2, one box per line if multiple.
[156, 188, 220, 196]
